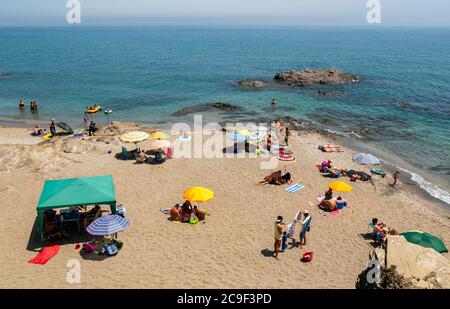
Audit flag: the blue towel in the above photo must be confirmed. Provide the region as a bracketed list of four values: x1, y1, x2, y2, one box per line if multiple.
[285, 183, 304, 193]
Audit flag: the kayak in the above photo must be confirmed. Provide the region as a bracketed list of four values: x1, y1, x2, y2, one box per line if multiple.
[87, 105, 102, 113]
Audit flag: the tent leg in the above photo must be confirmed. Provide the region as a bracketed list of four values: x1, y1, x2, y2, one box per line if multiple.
[110, 204, 117, 214]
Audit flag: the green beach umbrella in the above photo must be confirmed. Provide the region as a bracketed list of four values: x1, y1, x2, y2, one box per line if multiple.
[400, 230, 448, 253]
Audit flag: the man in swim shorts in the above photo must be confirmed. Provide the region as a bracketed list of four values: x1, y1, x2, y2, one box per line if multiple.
[274, 216, 284, 259]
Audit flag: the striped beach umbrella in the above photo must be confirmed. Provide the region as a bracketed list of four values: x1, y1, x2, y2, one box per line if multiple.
[86, 215, 130, 236]
[352, 153, 380, 165]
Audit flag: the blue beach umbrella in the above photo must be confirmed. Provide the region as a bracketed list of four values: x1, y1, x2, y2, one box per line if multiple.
[352, 153, 381, 165]
[227, 132, 247, 143]
[86, 215, 130, 236]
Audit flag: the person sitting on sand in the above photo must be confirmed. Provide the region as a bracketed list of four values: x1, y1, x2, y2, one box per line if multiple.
[81, 205, 102, 228]
[324, 188, 333, 200]
[170, 204, 181, 221]
[18, 100, 25, 110]
[320, 160, 332, 172]
[180, 200, 193, 222]
[336, 196, 347, 209]
[43, 210, 63, 240]
[319, 199, 337, 212]
[195, 206, 206, 221]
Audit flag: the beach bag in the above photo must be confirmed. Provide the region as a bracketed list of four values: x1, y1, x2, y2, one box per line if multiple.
[301, 252, 314, 263]
[103, 243, 118, 256]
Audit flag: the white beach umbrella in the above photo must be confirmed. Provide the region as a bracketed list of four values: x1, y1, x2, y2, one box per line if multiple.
[120, 131, 150, 144]
[352, 153, 381, 165]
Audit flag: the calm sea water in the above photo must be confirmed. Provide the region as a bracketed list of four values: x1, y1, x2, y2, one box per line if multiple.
[0, 27, 449, 204]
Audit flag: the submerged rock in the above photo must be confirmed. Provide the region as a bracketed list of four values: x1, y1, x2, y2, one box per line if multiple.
[0, 72, 13, 78]
[274, 67, 359, 86]
[172, 102, 241, 116]
[236, 80, 271, 89]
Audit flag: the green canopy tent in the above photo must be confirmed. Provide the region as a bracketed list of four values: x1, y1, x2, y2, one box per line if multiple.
[36, 175, 117, 240]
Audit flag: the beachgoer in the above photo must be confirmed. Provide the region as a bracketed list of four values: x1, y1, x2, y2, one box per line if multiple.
[324, 188, 333, 200]
[284, 127, 291, 146]
[390, 170, 400, 187]
[271, 98, 278, 105]
[320, 160, 332, 172]
[81, 205, 101, 228]
[274, 216, 284, 259]
[83, 112, 89, 124]
[255, 144, 261, 156]
[88, 121, 98, 136]
[259, 170, 282, 185]
[180, 200, 193, 222]
[18, 100, 25, 110]
[336, 196, 346, 209]
[319, 199, 337, 212]
[266, 134, 272, 152]
[299, 210, 312, 248]
[49, 119, 57, 137]
[32, 125, 44, 136]
[170, 204, 181, 221]
[31, 101, 38, 112]
[138, 150, 147, 163]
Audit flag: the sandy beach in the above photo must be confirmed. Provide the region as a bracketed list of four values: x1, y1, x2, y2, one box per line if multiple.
[0, 122, 449, 289]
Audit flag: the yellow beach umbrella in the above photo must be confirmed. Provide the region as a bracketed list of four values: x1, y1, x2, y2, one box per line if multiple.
[329, 181, 353, 193]
[150, 131, 168, 139]
[120, 131, 150, 144]
[149, 139, 171, 150]
[183, 187, 215, 203]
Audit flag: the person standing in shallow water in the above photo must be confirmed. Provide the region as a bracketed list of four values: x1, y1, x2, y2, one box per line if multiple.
[18, 100, 25, 110]
[390, 170, 401, 187]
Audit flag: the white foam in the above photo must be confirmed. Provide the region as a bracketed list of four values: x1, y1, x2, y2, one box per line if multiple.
[400, 168, 450, 205]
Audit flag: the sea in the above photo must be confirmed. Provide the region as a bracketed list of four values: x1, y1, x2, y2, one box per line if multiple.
[0, 26, 449, 206]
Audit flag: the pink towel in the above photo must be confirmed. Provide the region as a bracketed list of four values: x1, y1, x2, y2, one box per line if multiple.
[330, 210, 341, 216]
[28, 244, 60, 265]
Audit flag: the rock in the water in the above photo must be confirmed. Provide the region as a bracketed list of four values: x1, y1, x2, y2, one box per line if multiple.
[236, 80, 271, 89]
[61, 139, 88, 154]
[274, 67, 359, 86]
[172, 102, 241, 116]
[0, 72, 13, 78]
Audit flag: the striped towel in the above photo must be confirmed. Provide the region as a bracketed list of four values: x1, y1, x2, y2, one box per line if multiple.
[285, 183, 304, 193]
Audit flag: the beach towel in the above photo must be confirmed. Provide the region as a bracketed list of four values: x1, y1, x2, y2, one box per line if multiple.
[287, 211, 302, 237]
[330, 209, 341, 216]
[318, 144, 343, 153]
[285, 183, 304, 193]
[28, 244, 60, 265]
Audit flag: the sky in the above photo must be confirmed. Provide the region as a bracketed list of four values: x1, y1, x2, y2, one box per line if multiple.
[0, 0, 449, 27]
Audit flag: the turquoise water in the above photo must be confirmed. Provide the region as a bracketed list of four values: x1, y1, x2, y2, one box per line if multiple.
[0, 27, 449, 202]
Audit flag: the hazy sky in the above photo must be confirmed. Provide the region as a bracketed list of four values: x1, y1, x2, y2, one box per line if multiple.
[0, 0, 449, 27]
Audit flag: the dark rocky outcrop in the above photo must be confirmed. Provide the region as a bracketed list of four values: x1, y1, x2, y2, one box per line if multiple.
[236, 80, 271, 89]
[172, 102, 241, 116]
[0, 72, 13, 78]
[274, 67, 359, 86]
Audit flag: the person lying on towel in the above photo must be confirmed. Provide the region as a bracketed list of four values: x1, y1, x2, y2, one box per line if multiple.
[259, 171, 292, 185]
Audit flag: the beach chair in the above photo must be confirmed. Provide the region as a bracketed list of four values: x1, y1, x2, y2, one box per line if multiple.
[121, 146, 132, 160]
